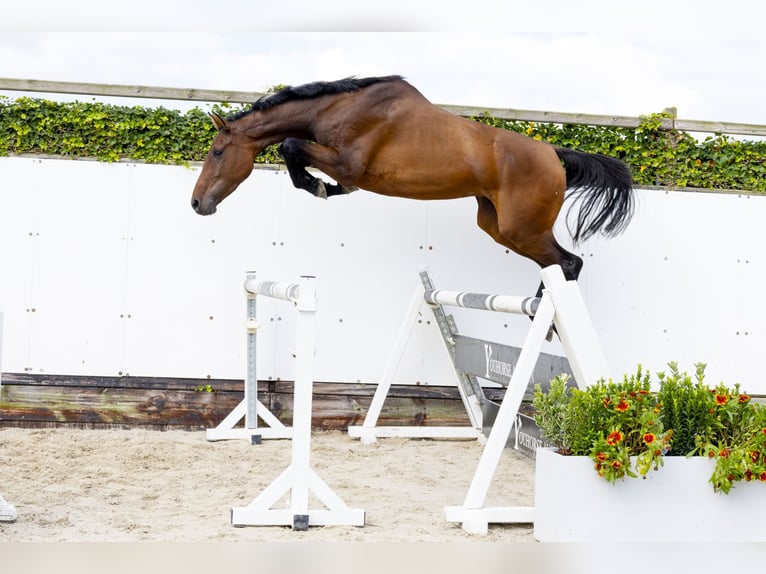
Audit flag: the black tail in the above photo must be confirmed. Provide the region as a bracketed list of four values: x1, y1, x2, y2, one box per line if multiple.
[555, 147, 634, 244]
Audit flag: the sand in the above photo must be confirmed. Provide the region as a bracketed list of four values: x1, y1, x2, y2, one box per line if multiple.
[0, 427, 536, 542]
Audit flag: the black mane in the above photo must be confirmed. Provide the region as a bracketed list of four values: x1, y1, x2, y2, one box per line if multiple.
[228, 75, 404, 120]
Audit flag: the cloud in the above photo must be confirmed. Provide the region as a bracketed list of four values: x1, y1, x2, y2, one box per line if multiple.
[2, 30, 766, 126]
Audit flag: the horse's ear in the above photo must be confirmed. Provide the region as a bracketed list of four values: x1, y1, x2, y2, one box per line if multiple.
[209, 112, 229, 131]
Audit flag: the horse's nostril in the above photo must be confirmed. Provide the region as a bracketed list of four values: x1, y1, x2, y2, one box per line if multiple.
[191, 198, 200, 212]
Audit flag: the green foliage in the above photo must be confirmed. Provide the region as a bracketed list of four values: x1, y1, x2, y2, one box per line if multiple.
[1, 94, 765, 192]
[533, 367, 670, 483]
[535, 362, 766, 493]
[474, 111, 766, 192]
[693, 383, 766, 493]
[655, 361, 711, 455]
[194, 384, 217, 393]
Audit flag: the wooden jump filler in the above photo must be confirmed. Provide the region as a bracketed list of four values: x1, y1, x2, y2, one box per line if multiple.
[229, 275, 365, 529]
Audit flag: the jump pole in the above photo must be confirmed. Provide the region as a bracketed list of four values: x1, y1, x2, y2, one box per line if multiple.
[230, 275, 365, 529]
[444, 265, 609, 534]
[0, 311, 18, 523]
[206, 271, 291, 442]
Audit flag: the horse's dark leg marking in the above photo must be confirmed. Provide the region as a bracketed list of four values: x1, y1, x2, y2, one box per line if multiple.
[554, 242, 583, 282]
[278, 138, 356, 199]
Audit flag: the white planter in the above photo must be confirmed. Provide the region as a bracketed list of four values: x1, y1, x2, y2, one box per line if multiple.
[534, 447, 766, 542]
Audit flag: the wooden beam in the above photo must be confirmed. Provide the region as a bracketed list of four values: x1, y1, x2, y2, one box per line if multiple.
[0, 78, 265, 104]
[2, 77, 765, 136]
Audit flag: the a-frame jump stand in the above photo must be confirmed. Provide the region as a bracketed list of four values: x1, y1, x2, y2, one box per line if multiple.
[347, 269, 485, 443]
[443, 265, 608, 534]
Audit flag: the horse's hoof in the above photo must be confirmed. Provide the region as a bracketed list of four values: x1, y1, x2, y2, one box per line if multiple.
[315, 180, 328, 199]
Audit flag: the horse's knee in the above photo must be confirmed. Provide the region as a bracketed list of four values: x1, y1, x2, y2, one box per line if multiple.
[278, 138, 303, 161]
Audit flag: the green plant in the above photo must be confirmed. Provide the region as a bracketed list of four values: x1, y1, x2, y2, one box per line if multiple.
[693, 383, 766, 493]
[655, 361, 711, 455]
[194, 384, 217, 393]
[474, 111, 766, 192]
[534, 362, 766, 493]
[533, 366, 671, 483]
[2, 93, 766, 193]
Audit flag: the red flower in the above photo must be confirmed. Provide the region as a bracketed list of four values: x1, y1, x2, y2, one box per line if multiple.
[738, 394, 751, 403]
[749, 451, 761, 464]
[715, 394, 729, 406]
[596, 452, 608, 462]
[611, 461, 622, 470]
[760, 472, 766, 482]
[642, 433, 656, 445]
[719, 448, 731, 459]
[745, 470, 753, 481]
[606, 431, 624, 446]
[615, 399, 630, 413]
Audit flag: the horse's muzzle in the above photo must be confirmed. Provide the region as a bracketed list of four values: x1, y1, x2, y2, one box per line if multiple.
[191, 197, 216, 216]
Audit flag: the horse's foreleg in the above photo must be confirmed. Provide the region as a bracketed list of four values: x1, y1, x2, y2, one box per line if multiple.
[278, 138, 358, 199]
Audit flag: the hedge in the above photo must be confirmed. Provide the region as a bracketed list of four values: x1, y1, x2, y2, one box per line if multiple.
[1, 95, 764, 192]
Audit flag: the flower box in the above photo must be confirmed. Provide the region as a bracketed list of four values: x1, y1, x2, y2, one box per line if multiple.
[534, 447, 766, 542]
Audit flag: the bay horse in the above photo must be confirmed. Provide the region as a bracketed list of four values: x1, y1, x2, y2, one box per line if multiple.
[191, 75, 634, 289]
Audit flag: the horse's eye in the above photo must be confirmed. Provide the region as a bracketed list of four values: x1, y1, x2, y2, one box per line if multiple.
[212, 148, 223, 158]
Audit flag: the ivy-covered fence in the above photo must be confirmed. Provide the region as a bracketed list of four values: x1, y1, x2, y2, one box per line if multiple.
[1, 95, 765, 192]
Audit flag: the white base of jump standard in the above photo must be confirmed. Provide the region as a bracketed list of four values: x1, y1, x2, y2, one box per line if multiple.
[232, 466, 365, 528]
[206, 399, 292, 442]
[348, 425, 481, 443]
[0, 493, 16, 523]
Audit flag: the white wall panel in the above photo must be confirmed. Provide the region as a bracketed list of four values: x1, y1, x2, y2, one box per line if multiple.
[2, 157, 766, 393]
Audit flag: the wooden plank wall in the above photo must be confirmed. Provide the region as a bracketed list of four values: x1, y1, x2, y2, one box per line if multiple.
[0, 373, 499, 431]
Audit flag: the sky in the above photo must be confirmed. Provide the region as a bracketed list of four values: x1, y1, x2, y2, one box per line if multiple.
[1, 1, 766, 127]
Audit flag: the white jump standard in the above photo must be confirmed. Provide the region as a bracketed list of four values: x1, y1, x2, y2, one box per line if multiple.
[443, 265, 609, 534]
[229, 274, 365, 529]
[206, 272, 292, 442]
[0, 312, 17, 523]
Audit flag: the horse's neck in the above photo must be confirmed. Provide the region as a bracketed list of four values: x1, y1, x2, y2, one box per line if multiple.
[239, 100, 331, 145]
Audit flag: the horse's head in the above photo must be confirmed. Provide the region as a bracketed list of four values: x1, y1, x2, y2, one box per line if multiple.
[191, 112, 258, 215]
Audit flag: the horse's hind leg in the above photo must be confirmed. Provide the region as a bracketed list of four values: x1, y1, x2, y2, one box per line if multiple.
[278, 138, 356, 199]
[476, 196, 582, 283]
[476, 195, 582, 339]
